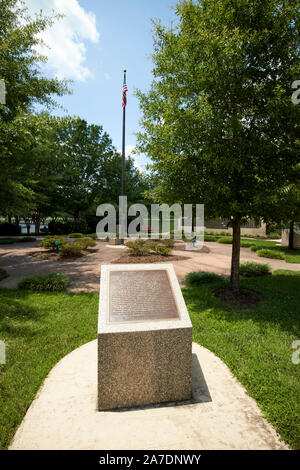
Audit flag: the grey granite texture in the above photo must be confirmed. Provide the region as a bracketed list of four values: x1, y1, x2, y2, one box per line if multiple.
[98, 328, 192, 410]
[98, 264, 192, 411]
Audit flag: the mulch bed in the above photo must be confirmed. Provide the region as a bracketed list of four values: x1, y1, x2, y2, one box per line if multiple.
[29, 249, 95, 261]
[111, 253, 190, 264]
[214, 287, 264, 310]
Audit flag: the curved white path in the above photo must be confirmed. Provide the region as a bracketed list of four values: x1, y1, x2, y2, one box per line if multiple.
[10, 341, 287, 450]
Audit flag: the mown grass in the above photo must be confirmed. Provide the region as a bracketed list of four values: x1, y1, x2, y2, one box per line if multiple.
[0, 271, 299, 449]
[254, 245, 300, 263]
[183, 270, 300, 449]
[0, 237, 36, 244]
[0, 290, 98, 449]
[214, 237, 300, 264]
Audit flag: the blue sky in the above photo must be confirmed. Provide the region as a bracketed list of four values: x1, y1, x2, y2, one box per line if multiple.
[25, 0, 177, 171]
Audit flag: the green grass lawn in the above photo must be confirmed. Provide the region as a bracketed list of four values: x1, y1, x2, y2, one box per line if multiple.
[0, 290, 98, 449]
[0, 271, 299, 449]
[253, 244, 300, 263]
[215, 237, 300, 263]
[270, 247, 300, 263]
[183, 270, 300, 449]
[242, 239, 278, 248]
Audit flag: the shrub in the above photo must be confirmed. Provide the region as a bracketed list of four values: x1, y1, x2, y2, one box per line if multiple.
[267, 232, 281, 239]
[0, 268, 8, 281]
[159, 238, 175, 248]
[149, 243, 171, 256]
[38, 236, 66, 251]
[68, 233, 83, 238]
[184, 271, 222, 286]
[250, 244, 271, 252]
[0, 223, 21, 236]
[257, 249, 285, 260]
[204, 235, 218, 242]
[240, 240, 255, 248]
[220, 231, 231, 236]
[0, 238, 16, 244]
[217, 237, 233, 244]
[20, 236, 36, 242]
[157, 246, 171, 256]
[60, 242, 83, 257]
[18, 273, 69, 291]
[240, 262, 271, 277]
[0, 236, 36, 244]
[242, 233, 255, 238]
[125, 240, 151, 256]
[87, 233, 97, 239]
[74, 237, 96, 249]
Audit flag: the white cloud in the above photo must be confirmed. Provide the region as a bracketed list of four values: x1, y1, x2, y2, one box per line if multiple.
[133, 160, 145, 173]
[25, 0, 99, 81]
[124, 145, 136, 158]
[105, 73, 111, 80]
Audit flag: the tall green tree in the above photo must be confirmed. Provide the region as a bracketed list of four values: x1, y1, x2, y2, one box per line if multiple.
[54, 117, 120, 221]
[0, 112, 64, 230]
[136, 0, 300, 292]
[0, 0, 70, 214]
[0, 0, 69, 122]
[57, 117, 150, 222]
[265, 180, 300, 249]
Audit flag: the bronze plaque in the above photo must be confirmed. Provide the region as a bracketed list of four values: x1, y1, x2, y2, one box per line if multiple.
[109, 270, 180, 323]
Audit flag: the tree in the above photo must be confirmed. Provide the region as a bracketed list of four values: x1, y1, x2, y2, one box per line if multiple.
[265, 181, 300, 249]
[284, 185, 300, 249]
[0, 0, 69, 122]
[1, 113, 65, 232]
[52, 117, 115, 222]
[136, 0, 300, 292]
[0, 0, 70, 215]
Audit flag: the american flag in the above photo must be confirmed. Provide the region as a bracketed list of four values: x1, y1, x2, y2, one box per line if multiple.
[122, 82, 128, 108]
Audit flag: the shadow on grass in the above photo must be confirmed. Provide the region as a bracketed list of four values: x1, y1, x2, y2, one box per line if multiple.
[182, 272, 300, 336]
[0, 288, 97, 338]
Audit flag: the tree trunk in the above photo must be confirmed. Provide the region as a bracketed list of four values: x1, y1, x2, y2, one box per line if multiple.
[74, 210, 79, 224]
[34, 215, 41, 235]
[230, 218, 241, 293]
[288, 220, 294, 250]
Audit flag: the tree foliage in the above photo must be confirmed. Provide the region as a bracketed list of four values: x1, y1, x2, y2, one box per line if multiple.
[0, 0, 70, 215]
[0, 0, 69, 122]
[136, 0, 300, 291]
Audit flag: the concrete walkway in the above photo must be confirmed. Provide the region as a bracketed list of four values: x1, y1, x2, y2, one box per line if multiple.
[9, 340, 287, 450]
[0, 240, 299, 291]
[173, 242, 299, 284]
[0, 240, 120, 292]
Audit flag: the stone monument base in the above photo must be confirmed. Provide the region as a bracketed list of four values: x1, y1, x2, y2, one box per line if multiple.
[98, 328, 192, 410]
[108, 238, 122, 245]
[98, 264, 192, 411]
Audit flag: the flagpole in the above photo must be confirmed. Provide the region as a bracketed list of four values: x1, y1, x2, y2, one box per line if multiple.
[120, 69, 127, 244]
[121, 69, 126, 199]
